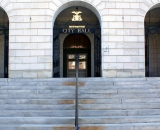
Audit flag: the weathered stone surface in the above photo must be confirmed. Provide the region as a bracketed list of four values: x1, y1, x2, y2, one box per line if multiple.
[117, 71, 132, 77]
[103, 70, 117, 77]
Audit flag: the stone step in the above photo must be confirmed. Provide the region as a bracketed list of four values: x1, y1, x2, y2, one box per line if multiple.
[114, 81, 160, 86]
[1, 77, 158, 83]
[0, 110, 75, 117]
[79, 116, 160, 124]
[81, 85, 160, 89]
[79, 103, 160, 110]
[6, 77, 147, 82]
[0, 84, 158, 90]
[0, 81, 114, 86]
[0, 125, 74, 130]
[80, 89, 160, 94]
[79, 109, 160, 117]
[1, 109, 160, 117]
[0, 117, 75, 124]
[0, 104, 75, 110]
[0, 85, 76, 90]
[78, 93, 160, 99]
[0, 116, 160, 124]
[0, 81, 159, 89]
[1, 98, 160, 105]
[0, 82, 159, 87]
[79, 98, 160, 104]
[5, 77, 152, 83]
[0, 99, 75, 105]
[0, 123, 159, 130]
[79, 123, 160, 130]
[0, 89, 159, 94]
[0, 77, 159, 80]
[0, 103, 159, 110]
[0, 79, 160, 86]
[121, 98, 160, 103]
[0, 93, 159, 99]
[0, 93, 75, 99]
[0, 90, 76, 94]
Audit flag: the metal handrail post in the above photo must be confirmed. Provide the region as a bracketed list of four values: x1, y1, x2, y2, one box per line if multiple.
[75, 54, 79, 130]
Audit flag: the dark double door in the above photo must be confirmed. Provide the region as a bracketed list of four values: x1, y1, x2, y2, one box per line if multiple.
[63, 49, 91, 77]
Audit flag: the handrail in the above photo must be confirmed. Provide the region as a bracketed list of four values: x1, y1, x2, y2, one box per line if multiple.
[75, 54, 79, 130]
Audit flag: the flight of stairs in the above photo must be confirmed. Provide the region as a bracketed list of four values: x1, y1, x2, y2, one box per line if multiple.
[0, 78, 160, 130]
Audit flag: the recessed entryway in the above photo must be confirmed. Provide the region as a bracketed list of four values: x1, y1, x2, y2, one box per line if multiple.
[53, 6, 101, 77]
[63, 34, 91, 77]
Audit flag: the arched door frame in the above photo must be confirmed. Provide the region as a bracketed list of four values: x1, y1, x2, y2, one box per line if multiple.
[145, 5, 160, 77]
[52, 1, 102, 27]
[60, 33, 94, 77]
[52, 1, 102, 78]
[53, 21, 101, 77]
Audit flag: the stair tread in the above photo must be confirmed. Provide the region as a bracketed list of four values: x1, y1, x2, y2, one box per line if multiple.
[1, 115, 160, 118]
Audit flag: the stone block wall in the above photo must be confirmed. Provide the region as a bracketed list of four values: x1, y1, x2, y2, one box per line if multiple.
[0, 0, 159, 78]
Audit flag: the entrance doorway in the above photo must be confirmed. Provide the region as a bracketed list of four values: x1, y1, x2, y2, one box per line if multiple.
[53, 6, 101, 77]
[145, 6, 160, 77]
[63, 34, 91, 77]
[67, 54, 87, 77]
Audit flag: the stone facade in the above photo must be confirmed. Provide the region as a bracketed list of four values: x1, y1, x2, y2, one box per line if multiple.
[0, 0, 160, 78]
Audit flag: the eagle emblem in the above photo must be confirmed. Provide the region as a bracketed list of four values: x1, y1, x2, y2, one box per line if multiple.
[72, 11, 82, 21]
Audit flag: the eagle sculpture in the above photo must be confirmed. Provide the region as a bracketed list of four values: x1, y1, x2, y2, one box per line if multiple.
[72, 11, 82, 21]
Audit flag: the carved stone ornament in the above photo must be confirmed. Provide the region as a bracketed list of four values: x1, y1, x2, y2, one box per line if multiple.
[72, 10, 82, 21]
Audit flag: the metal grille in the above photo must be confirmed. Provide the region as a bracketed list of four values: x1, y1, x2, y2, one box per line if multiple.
[145, 21, 160, 77]
[94, 26, 101, 77]
[53, 27, 60, 77]
[0, 25, 9, 78]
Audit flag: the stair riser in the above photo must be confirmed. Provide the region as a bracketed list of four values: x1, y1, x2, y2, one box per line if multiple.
[1, 109, 160, 117]
[0, 84, 158, 90]
[1, 98, 160, 105]
[0, 94, 75, 99]
[0, 104, 160, 110]
[0, 99, 75, 105]
[0, 125, 159, 130]
[1, 89, 160, 94]
[0, 117, 160, 124]
[0, 93, 159, 99]
[0, 112, 75, 117]
[79, 117, 160, 124]
[1, 81, 160, 87]
[0, 118, 74, 124]
[79, 104, 160, 110]
[0, 105, 75, 110]
[0, 99, 122, 105]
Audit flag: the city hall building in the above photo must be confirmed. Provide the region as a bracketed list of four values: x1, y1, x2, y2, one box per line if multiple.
[0, 0, 160, 78]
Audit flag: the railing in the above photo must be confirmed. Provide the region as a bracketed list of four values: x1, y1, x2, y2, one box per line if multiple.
[75, 54, 79, 130]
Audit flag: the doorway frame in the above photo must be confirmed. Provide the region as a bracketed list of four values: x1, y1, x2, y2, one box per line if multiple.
[145, 9, 160, 77]
[60, 33, 94, 77]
